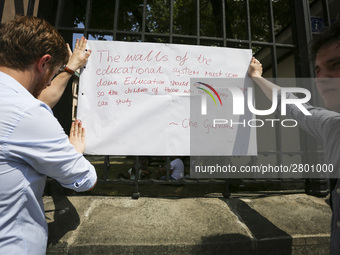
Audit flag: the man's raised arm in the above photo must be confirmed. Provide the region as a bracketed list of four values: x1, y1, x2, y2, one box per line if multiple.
[38, 37, 92, 108]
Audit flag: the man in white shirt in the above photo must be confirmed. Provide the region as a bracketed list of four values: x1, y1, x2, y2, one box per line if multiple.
[159, 157, 184, 180]
[0, 15, 97, 254]
[170, 157, 185, 180]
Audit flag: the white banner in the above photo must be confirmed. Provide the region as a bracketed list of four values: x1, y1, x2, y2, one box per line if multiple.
[77, 41, 256, 155]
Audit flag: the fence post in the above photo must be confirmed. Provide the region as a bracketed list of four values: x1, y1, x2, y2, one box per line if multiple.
[132, 156, 140, 199]
[290, 0, 328, 197]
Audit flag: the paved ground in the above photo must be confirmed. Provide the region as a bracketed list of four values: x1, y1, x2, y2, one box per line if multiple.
[44, 192, 331, 255]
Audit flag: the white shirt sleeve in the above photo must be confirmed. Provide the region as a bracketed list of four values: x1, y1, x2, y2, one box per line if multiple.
[4, 103, 97, 191]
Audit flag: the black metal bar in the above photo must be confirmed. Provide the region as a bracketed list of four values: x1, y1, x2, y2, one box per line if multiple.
[14, 0, 24, 15]
[27, 0, 35, 16]
[55, 25, 295, 49]
[290, 0, 324, 196]
[113, 0, 120, 41]
[0, 0, 5, 23]
[221, 0, 226, 47]
[54, 0, 63, 29]
[267, 0, 282, 168]
[169, 0, 173, 43]
[132, 182, 140, 199]
[222, 180, 230, 199]
[141, 0, 147, 42]
[196, 0, 200, 45]
[268, 0, 278, 78]
[84, 0, 92, 38]
[290, 0, 316, 101]
[103, 156, 110, 181]
[132, 156, 140, 199]
[290, 0, 314, 79]
[166, 157, 170, 181]
[98, 178, 305, 185]
[135, 156, 140, 181]
[245, 0, 251, 49]
[322, 0, 331, 27]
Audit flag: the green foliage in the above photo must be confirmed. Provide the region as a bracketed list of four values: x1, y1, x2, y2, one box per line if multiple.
[56, 0, 291, 47]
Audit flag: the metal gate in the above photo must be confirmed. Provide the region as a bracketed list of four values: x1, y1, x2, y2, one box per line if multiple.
[1, 0, 339, 197]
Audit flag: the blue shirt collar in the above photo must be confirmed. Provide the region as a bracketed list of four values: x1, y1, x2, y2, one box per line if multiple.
[0, 71, 35, 99]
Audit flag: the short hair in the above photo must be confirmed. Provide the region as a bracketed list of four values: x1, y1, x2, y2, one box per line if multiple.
[312, 20, 340, 59]
[0, 15, 68, 70]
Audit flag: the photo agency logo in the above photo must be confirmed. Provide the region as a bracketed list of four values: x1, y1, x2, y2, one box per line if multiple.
[189, 78, 333, 179]
[195, 82, 223, 115]
[193, 79, 312, 128]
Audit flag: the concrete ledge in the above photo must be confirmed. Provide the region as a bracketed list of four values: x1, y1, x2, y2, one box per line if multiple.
[44, 193, 331, 254]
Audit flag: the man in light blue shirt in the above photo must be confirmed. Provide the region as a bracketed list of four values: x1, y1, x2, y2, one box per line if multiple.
[0, 16, 97, 254]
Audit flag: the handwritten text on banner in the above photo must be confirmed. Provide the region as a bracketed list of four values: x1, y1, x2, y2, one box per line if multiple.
[77, 41, 256, 155]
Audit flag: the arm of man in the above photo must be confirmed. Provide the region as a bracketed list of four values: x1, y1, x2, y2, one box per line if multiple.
[6, 103, 97, 191]
[37, 37, 92, 108]
[248, 58, 340, 142]
[68, 119, 97, 190]
[248, 57, 281, 101]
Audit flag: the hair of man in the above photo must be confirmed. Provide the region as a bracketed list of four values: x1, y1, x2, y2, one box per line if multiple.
[0, 15, 68, 70]
[312, 20, 340, 59]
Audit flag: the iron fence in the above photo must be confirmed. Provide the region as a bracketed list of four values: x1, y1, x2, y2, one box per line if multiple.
[2, 0, 338, 198]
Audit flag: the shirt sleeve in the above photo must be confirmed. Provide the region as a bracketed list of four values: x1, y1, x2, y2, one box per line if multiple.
[280, 92, 340, 142]
[4, 102, 97, 192]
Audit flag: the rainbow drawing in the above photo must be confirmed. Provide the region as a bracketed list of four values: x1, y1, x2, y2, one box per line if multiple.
[195, 82, 222, 106]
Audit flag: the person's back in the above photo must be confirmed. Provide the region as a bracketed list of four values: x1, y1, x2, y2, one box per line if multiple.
[0, 64, 96, 255]
[171, 157, 184, 180]
[0, 16, 97, 254]
[0, 71, 52, 253]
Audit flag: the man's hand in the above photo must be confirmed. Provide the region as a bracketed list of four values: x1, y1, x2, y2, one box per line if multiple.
[248, 57, 263, 78]
[38, 37, 92, 108]
[66, 36, 92, 72]
[247, 57, 281, 101]
[69, 119, 86, 154]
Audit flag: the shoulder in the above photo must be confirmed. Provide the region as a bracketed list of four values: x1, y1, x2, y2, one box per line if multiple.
[0, 84, 61, 140]
[11, 102, 64, 140]
[171, 158, 184, 166]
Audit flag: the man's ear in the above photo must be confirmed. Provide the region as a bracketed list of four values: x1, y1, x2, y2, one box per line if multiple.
[37, 54, 52, 73]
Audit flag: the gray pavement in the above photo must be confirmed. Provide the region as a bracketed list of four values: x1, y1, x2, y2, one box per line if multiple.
[44, 192, 331, 255]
